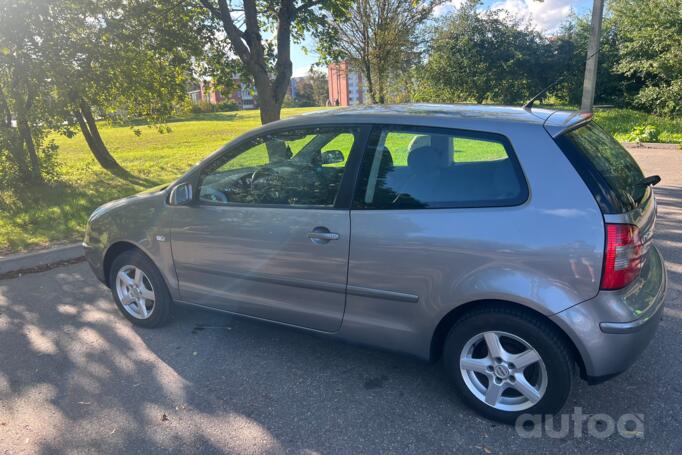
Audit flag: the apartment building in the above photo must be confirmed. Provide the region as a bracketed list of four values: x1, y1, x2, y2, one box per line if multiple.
[327, 61, 368, 106]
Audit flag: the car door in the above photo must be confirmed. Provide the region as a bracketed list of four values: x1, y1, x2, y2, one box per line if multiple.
[342, 125, 530, 352]
[170, 125, 365, 332]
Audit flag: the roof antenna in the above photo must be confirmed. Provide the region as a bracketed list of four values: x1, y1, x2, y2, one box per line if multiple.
[522, 77, 563, 110]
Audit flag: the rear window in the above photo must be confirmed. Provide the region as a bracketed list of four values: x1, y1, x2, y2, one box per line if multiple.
[558, 122, 645, 213]
[353, 126, 527, 209]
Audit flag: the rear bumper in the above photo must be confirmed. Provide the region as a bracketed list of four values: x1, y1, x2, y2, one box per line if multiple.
[551, 246, 667, 380]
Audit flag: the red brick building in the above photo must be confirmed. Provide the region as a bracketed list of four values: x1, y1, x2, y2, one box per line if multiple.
[188, 79, 257, 109]
[328, 61, 367, 106]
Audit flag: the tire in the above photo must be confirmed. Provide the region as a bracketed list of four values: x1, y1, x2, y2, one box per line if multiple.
[108, 249, 172, 328]
[442, 304, 573, 424]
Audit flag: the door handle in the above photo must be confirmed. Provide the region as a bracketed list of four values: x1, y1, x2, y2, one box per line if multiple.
[307, 227, 340, 243]
[307, 232, 340, 241]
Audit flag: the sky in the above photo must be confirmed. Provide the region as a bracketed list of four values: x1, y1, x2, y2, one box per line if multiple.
[290, 0, 593, 77]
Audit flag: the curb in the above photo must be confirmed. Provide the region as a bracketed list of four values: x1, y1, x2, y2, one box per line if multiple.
[0, 243, 84, 276]
[621, 142, 680, 150]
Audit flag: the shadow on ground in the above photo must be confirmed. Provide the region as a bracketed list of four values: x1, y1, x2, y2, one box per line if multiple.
[1, 150, 681, 453]
[0, 172, 168, 255]
[2, 244, 681, 452]
[0, 269, 459, 453]
[122, 113, 239, 126]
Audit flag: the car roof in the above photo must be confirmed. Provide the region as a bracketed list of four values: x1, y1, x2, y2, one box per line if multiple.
[300, 104, 554, 123]
[263, 103, 587, 136]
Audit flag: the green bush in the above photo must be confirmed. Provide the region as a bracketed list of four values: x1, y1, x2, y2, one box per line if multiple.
[216, 100, 238, 112]
[0, 129, 60, 190]
[625, 124, 661, 143]
[189, 100, 217, 114]
[593, 108, 682, 143]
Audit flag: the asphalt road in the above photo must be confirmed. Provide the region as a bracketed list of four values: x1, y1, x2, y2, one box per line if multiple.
[1, 146, 681, 454]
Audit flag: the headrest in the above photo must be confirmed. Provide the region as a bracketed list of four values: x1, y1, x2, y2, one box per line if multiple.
[408, 135, 432, 152]
[408, 134, 453, 166]
[408, 146, 442, 173]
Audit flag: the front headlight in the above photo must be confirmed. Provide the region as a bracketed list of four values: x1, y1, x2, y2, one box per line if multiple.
[88, 197, 125, 223]
[88, 204, 108, 223]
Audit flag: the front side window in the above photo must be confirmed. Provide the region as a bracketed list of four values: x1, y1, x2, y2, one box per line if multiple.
[199, 127, 357, 207]
[354, 127, 526, 209]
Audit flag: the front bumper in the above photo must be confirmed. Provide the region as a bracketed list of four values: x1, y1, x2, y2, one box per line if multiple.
[551, 246, 667, 380]
[83, 241, 107, 284]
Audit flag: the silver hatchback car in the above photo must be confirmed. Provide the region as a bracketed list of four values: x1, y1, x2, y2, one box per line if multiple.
[84, 105, 667, 423]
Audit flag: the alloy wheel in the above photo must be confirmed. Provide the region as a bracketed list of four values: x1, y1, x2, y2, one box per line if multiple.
[115, 265, 156, 320]
[459, 330, 547, 412]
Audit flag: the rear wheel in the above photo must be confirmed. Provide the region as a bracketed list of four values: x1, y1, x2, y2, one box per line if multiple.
[108, 250, 172, 328]
[443, 305, 573, 424]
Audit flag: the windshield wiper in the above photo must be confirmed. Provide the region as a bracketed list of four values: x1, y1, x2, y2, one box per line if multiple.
[638, 175, 661, 187]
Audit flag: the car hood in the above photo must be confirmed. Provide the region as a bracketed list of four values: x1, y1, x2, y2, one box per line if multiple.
[88, 184, 169, 222]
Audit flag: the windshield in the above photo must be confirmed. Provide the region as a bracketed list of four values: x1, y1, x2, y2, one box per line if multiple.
[562, 122, 645, 212]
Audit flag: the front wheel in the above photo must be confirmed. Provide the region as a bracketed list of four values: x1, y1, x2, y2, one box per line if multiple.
[109, 250, 172, 328]
[443, 305, 574, 424]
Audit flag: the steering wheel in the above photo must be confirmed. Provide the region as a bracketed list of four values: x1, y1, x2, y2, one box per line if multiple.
[250, 167, 286, 202]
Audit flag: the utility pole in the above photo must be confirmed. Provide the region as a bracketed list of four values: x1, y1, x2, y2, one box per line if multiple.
[581, 0, 606, 112]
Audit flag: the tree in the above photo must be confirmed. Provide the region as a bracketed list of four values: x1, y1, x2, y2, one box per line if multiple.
[2, 0, 205, 180]
[609, 0, 682, 116]
[282, 70, 326, 107]
[293, 78, 317, 106]
[45, 0, 203, 172]
[416, 1, 550, 105]
[308, 70, 328, 106]
[0, 0, 64, 184]
[552, 15, 633, 107]
[318, 0, 442, 104]
[197, 0, 351, 124]
[284, 78, 314, 107]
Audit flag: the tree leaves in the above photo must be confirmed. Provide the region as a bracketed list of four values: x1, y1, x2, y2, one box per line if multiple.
[610, 0, 682, 116]
[417, 4, 551, 105]
[197, 0, 352, 122]
[317, 0, 443, 104]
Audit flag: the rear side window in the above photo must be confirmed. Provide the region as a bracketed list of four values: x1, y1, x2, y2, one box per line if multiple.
[353, 126, 528, 209]
[557, 122, 645, 213]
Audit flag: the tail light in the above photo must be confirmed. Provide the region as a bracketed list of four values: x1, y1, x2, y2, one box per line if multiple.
[601, 224, 642, 290]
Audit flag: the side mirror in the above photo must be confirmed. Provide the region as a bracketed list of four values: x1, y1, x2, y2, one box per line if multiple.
[168, 182, 193, 206]
[321, 150, 344, 165]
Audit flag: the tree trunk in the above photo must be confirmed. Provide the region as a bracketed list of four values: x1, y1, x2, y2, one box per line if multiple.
[253, 73, 283, 124]
[362, 59, 377, 104]
[13, 87, 41, 182]
[5, 133, 32, 180]
[75, 110, 99, 157]
[1, 92, 29, 176]
[16, 118, 42, 182]
[375, 62, 388, 104]
[5, 61, 39, 181]
[76, 101, 121, 170]
[198, 0, 292, 125]
[376, 72, 386, 104]
[0, 90, 12, 128]
[257, 89, 282, 124]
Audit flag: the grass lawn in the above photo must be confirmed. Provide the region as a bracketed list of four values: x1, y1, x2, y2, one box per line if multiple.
[535, 103, 682, 143]
[0, 105, 679, 255]
[593, 108, 682, 143]
[0, 108, 323, 254]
